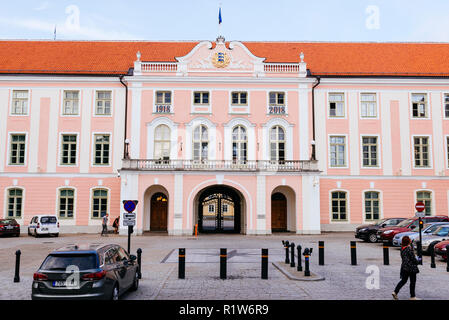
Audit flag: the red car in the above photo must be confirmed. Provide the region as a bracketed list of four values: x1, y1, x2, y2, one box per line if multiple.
[0, 218, 20, 237]
[376, 216, 449, 244]
[434, 240, 449, 261]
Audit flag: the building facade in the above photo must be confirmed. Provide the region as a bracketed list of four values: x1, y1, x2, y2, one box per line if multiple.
[1, 39, 449, 235]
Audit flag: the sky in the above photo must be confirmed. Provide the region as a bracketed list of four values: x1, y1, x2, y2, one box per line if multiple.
[0, 0, 449, 42]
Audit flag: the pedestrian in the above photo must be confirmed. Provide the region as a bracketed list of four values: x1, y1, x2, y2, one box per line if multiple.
[392, 236, 421, 300]
[101, 213, 109, 237]
[113, 216, 120, 234]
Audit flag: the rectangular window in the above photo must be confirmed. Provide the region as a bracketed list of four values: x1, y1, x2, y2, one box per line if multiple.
[63, 90, 80, 115]
[11, 90, 29, 115]
[92, 189, 108, 219]
[269, 92, 285, 106]
[417, 191, 432, 216]
[362, 136, 378, 167]
[94, 134, 110, 165]
[7, 189, 22, 218]
[193, 92, 209, 105]
[329, 136, 346, 167]
[9, 134, 26, 165]
[365, 192, 380, 220]
[329, 93, 345, 117]
[95, 91, 112, 115]
[412, 93, 428, 118]
[222, 204, 228, 213]
[155, 91, 172, 113]
[414, 136, 430, 168]
[208, 204, 215, 213]
[360, 93, 377, 118]
[331, 191, 347, 221]
[445, 94, 449, 118]
[59, 189, 74, 218]
[61, 134, 77, 165]
[231, 92, 248, 105]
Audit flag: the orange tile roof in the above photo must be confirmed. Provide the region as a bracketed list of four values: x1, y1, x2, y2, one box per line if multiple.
[0, 40, 449, 77]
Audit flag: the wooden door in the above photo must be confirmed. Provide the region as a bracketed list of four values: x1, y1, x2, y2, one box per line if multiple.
[271, 193, 287, 231]
[150, 193, 168, 231]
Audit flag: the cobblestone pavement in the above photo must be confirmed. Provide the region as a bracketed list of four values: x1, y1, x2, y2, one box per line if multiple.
[1, 232, 448, 300]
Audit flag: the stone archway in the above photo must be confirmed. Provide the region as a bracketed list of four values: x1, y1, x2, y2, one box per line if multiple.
[143, 185, 169, 232]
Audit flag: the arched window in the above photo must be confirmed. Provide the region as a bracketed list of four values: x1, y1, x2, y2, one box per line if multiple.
[331, 191, 347, 221]
[193, 125, 208, 162]
[232, 125, 247, 163]
[92, 189, 108, 219]
[364, 191, 380, 221]
[7, 188, 23, 218]
[417, 191, 432, 216]
[154, 125, 171, 160]
[59, 188, 74, 219]
[270, 126, 285, 162]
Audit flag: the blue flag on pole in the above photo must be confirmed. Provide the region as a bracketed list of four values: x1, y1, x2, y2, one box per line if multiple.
[219, 7, 222, 24]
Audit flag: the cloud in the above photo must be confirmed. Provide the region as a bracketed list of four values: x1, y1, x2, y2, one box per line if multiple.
[34, 1, 50, 11]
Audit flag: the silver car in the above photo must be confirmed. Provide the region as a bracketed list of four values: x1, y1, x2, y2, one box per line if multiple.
[412, 225, 449, 253]
[392, 222, 449, 247]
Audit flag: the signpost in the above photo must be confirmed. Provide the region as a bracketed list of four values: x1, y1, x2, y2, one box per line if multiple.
[415, 201, 425, 265]
[123, 200, 138, 254]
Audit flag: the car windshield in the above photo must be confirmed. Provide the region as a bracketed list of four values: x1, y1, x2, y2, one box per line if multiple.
[0, 219, 16, 225]
[41, 254, 98, 271]
[433, 226, 449, 236]
[40, 216, 57, 224]
[375, 219, 387, 226]
[425, 224, 444, 233]
[396, 219, 414, 227]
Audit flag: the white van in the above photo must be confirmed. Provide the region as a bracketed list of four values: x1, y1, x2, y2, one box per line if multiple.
[28, 215, 59, 237]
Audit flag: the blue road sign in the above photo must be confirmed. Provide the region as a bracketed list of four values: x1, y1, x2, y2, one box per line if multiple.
[123, 200, 138, 213]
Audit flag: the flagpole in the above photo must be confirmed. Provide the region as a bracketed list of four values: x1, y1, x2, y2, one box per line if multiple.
[218, 2, 222, 38]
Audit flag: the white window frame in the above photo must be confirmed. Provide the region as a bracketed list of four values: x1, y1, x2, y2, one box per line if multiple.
[91, 188, 109, 220]
[362, 190, 382, 222]
[92, 133, 112, 167]
[360, 92, 378, 119]
[10, 89, 30, 116]
[443, 93, 449, 119]
[229, 91, 250, 114]
[5, 187, 24, 219]
[329, 189, 350, 223]
[192, 124, 209, 162]
[58, 188, 75, 220]
[94, 90, 113, 116]
[7, 132, 28, 166]
[58, 132, 79, 167]
[267, 91, 288, 115]
[328, 92, 345, 118]
[360, 135, 381, 169]
[154, 89, 174, 114]
[61, 90, 81, 116]
[269, 125, 286, 162]
[410, 92, 430, 119]
[415, 189, 434, 216]
[153, 125, 171, 161]
[328, 134, 348, 168]
[412, 135, 433, 169]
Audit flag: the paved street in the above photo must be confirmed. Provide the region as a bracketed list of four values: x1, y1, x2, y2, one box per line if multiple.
[0, 232, 448, 300]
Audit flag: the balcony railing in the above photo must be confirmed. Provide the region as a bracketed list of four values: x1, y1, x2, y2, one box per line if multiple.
[264, 63, 300, 73]
[122, 159, 319, 172]
[141, 62, 178, 72]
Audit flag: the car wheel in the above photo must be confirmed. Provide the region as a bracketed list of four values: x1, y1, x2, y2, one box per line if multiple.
[130, 272, 139, 292]
[368, 233, 378, 243]
[111, 285, 119, 301]
[34, 230, 39, 238]
[53, 233, 59, 237]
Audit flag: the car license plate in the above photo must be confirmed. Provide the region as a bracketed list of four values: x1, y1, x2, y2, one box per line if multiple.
[52, 280, 78, 288]
[41, 228, 48, 231]
[6, 226, 13, 230]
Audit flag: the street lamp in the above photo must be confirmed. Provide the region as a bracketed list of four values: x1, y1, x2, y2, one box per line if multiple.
[124, 139, 130, 159]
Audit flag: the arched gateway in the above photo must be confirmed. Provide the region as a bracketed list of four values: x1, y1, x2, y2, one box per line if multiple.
[196, 185, 243, 234]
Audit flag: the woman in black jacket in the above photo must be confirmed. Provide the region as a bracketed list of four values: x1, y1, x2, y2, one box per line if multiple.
[392, 236, 421, 300]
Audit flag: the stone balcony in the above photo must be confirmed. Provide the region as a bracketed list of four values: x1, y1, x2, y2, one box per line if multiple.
[121, 159, 319, 172]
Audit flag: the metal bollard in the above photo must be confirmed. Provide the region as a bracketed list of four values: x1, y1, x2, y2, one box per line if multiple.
[416, 241, 423, 265]
[303, 248, 313, 277]
[446, 245, 449, 272]
[261, 249, 268, 280]
[14, 250, 21, 283]
[137, 248, 142, 279]
[297, 245, 302, 272]
[383, 245, 389, 266]
[220, 248, 227, 279]
[283, 240, 290, 264]
[178, 248, 185, 279]
[290, 242, 295, 268]
[318, 241, 324, 266]
[350, 241, 357, 265]
[430, 244, 436, 269]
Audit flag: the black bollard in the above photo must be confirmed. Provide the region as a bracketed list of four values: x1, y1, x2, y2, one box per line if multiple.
[350, 241, 357, 265]
[383, 245, 389, 266]
[220, 248, 227, 279]
[303, 248, 312, 277]
[261, 249, 268, 280]
[137, 248, 142, 279]
[318, 241, 324, 266]
[290, 242, 295, 268]
[284, 240, 290, 264]
[14, 250, 21, 283]
[446, 245, 449, 272]
[178, 248, 185, 279]
[297, 245, 302, 272]
[430, 244, 436, 269]
[416, 241, 423, 265]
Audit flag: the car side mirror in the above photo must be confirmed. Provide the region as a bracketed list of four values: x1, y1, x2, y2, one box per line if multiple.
[381, 224, 386, 228]
[410, 225, 416, 229]
[130, 255, 137, 261]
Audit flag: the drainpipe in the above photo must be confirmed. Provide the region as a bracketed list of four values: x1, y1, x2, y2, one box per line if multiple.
[119, 74, 129, 159]
[311, 76, 321, 161]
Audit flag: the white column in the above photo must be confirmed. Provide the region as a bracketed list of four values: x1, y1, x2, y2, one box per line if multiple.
[298, 85, 310, 160]
[171, 174, 184, 235]
[130, 83, 142, 159]
[46, 90, 59, 172]
[80, 89, 92, 173]
[120, 172, 139, 235]
[380, 92, 393, 175]
[28, 90, 40, 172]
[315, 90, 327, 174]
[348, 91, 359, 175]
[300, 175, 321, 234]
[256, 174, 267, 235]
[431, 92, 444, 175]
[398, 92, 411, 175]
[0, 90, 9, 171]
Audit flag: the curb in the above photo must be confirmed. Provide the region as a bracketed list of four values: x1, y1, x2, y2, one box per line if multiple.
[273, 262, 325, 281]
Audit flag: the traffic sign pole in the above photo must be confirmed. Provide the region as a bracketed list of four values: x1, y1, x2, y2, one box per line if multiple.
[415, 202, 425, 265]
[123, 200, 138, 254]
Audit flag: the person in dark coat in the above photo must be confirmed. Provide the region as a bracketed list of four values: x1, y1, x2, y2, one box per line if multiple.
[392, 236, 421, 300]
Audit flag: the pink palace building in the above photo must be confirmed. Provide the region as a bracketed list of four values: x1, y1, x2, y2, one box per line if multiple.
[1, 37, 449, 235]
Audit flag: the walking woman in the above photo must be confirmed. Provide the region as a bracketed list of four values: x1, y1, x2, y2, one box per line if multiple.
[392, 236, 421, 300]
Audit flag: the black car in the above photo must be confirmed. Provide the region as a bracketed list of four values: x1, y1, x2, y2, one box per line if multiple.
[355, 218, 406, 243]
[32, 244, 139, 300]
[0, 219, 20, 237]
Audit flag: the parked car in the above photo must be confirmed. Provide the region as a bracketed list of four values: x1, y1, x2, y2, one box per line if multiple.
[32, 244, 139, 300]
[0, 218, 20, 237]
[376, 216, 449, 244]
[28, 215, 59, 237]
[434, 240, 449, 261]
[355, 218, 406, 243]
[392, 222, 449, 247]
[412, 225, 449, 254]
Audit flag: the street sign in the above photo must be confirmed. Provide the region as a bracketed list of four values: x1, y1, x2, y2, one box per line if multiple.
[124, 212, 136, 219]
[123, 200, 138, 213]
[415, 202, 425, 212]
[123, 219, 136, 227]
